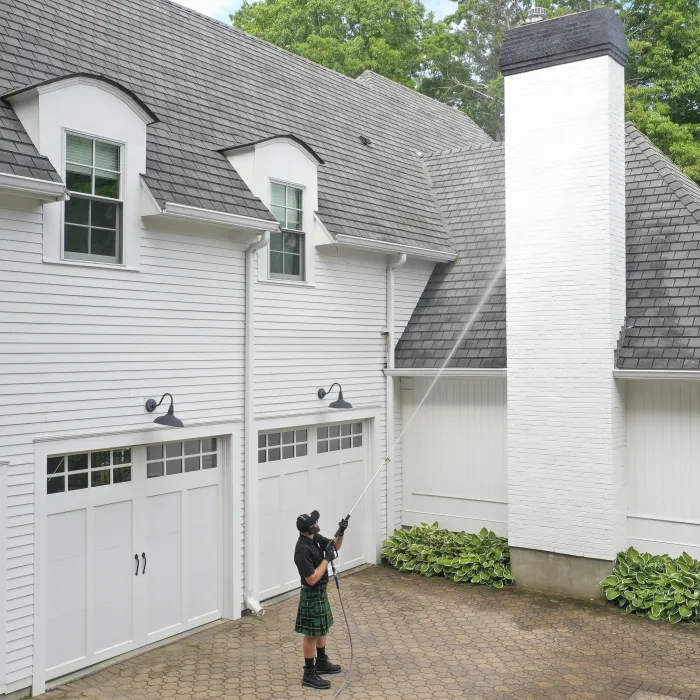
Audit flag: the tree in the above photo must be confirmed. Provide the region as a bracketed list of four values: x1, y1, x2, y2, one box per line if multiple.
[232, 0, 448, 86]
[420, 0, 700, 180]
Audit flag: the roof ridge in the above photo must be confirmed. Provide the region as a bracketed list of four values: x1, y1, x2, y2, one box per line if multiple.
[421, 140, 502, 160]
[626, 123, 700, 227]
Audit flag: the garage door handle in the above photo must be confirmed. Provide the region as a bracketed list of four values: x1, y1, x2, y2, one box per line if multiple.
[142, 552, 147, 574]
[135, 554, 140, 576]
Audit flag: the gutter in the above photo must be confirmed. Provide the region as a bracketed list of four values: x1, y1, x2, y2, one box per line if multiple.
[385, 368, 507, 378]
[244, 231, 270, 616]
[614, 369, 700, 381]
[141, 187, 278, 233]
[0, 172, 67, 202]
[386, 253, 407, 533]
[318, 233, 456, 263]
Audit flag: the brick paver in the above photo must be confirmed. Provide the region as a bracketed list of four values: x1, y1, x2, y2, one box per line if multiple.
[43, 565, 700, 700]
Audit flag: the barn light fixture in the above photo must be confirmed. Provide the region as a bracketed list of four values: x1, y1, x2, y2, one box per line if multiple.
[317, 383, 353, 409]
[145, 393, 184, 427]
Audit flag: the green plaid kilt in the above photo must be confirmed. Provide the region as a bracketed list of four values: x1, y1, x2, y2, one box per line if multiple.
[295, 584, 334, 636]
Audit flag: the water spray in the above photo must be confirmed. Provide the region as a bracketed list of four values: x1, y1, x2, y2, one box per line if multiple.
[328, 258, 506, 698]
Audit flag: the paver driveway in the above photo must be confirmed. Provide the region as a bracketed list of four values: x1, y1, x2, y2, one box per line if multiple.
[43, 565, 700, 700]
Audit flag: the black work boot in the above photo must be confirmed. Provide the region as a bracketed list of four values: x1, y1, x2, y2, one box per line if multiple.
[302, 665, 331, 690]
[316, 655, 342, 675]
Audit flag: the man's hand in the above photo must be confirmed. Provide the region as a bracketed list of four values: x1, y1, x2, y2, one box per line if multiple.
[324, 540, 336, 562]
[335, 514, 350, 538]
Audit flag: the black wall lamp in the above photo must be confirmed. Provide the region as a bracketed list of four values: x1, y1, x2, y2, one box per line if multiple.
[145, 393, 184, 427]
[317, 383, 353, 409]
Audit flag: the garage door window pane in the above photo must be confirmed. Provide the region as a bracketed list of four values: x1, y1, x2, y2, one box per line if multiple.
[147, 462, 164, 478]
[341, 424, 351, 436]
[267, 433, 281, 447]
[296, 443, 308, 457]
[68, 453, 88, 471]
[147, 445, 163, 461]
[166, 459, 183, 475]
[47, 476, 65, 494]
[184, 440, 200, 455]
[47, 456, 64, 474]
[202, 454, 217, 470]
[283, 445, 294, 460]
[68, 473, 88, 490]
[318, 427, 328, 440]
[282, 431, 295, 445]
[258, 434, 267, 449]
[113, 448, 131, 465]
[91, 469, 111, 487]
[185, 456, 200, 472]
[166, 442, 182, 458]
[341, 437, 351, 449]
[353, 436, 362, 448]
[268, 447, 281, 461]
[113, 466, 131, 483]
[202, 437, 217, 453]
[92, 451, 110, 468]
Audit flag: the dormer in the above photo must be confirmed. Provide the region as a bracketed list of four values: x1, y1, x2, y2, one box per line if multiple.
[5, 73, 158, 269]
[221, 135, 323, 286]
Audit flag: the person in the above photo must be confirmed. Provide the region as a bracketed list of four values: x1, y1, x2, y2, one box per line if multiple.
[293, 510, 350, 690]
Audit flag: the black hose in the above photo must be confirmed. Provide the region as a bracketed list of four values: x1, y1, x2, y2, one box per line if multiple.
[330, 552, 354, 699]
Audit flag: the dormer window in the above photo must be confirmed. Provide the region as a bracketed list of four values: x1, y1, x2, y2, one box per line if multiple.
[64, 133, 123, 264]
[269, 181, 304, 281]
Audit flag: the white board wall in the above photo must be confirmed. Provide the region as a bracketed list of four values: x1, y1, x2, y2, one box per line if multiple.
[627, 380, 700, 558]
[400, 377, 508, 536]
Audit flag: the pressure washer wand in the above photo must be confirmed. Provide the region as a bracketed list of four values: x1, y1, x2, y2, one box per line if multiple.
[347, 456, 390, 516]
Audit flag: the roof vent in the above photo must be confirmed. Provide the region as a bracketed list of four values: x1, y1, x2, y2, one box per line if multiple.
[526, 6, 547, 22]
[359, 135, 372, 146]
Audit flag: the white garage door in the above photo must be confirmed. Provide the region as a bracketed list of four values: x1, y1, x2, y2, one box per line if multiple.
[257, 420, 368, 601]
[45, 437, 221, 680]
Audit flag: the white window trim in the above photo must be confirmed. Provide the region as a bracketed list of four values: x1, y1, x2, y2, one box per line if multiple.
[61, 128, 127, 267]
[264, 178, 309, 284]
[267, 177, 308, 284]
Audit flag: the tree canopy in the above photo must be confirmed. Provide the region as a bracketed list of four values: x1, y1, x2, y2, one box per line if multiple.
[232, 0, 700, 182]
[232, 0, 445, 85]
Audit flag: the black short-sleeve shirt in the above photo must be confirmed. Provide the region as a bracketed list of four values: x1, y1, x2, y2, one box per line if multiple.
[294, 534, 330, 587]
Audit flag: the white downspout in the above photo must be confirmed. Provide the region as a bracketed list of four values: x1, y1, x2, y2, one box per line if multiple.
[244, 231, 270, 616]
[386, 253, 407, 535]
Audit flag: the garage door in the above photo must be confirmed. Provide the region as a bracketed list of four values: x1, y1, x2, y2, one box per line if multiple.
[45, 437, 221, 680]
[257, 420, 368, 600]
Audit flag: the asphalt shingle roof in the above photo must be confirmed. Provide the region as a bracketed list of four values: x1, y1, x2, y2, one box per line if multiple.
[396, 143, 506, 368]
[619, 124, 700, 370]
[0, 0, 489, 250]
[396, 124, 700, 370]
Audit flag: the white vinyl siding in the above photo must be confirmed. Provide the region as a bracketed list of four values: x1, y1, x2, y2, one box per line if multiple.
[254, 252, 434, 541]
[0, 193, 246, 690]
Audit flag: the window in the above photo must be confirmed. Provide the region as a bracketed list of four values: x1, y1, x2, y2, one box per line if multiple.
[64, 133, 122, 264]
[269, 182, 304, 280]
[317, 422, 362, 453]
[146, 438, 217, 478]
[47, 448, 132, 494]
[258, 429, 308, 463]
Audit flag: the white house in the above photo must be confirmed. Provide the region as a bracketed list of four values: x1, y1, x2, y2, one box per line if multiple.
[0, 2, 698, 697]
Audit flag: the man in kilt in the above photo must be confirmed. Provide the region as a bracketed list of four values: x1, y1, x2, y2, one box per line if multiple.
[294, 510, 350, 690]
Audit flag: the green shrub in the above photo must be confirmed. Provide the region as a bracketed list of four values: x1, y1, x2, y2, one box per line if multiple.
[381, 522, 513, 588]
[601, 546, 700, 624]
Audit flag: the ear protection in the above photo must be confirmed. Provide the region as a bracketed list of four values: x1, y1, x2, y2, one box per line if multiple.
[296, 510, 320, 533]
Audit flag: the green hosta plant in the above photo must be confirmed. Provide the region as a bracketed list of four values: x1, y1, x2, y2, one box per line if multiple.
[381, 522, 513, 588]
[602, 547, 700, 624]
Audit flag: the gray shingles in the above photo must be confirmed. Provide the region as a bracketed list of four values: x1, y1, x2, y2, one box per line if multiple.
[397, 123, 700, 371]
[0, 0, 489, 248]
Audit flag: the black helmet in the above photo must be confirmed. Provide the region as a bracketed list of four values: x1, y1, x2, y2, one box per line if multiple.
[296, 510, 320, 533]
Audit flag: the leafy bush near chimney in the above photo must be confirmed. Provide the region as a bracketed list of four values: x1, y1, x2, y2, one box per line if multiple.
[601, 547, 700, 623]
[382, 522, 513, 588]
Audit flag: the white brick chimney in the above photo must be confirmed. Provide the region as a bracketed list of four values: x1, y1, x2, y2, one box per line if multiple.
[501, 9, 630, 594]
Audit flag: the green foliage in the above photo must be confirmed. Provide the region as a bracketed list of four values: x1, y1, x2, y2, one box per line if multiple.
[601, 547, 700, 623]
[232, 0, 446, 85]
[381, 522, 513, 588]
